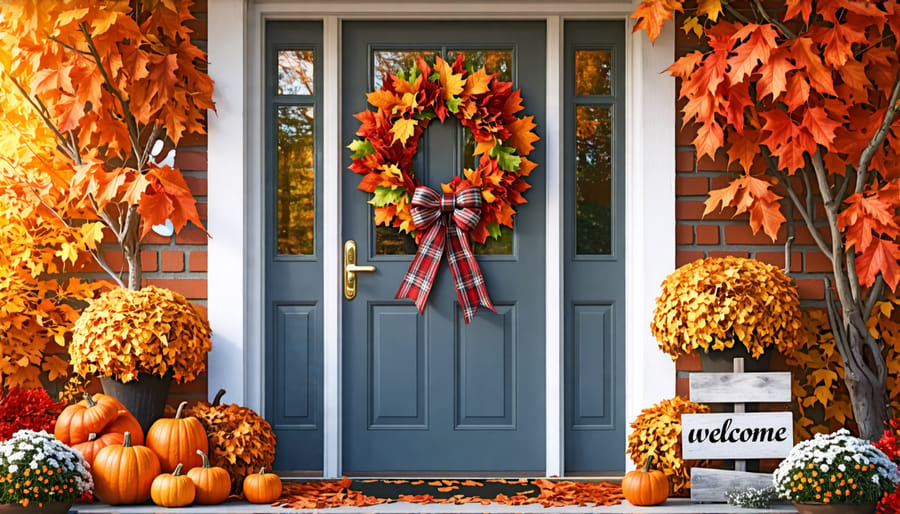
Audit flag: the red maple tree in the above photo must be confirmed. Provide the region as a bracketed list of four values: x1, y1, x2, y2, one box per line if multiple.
[632, 0, 900, 440]
[0, 0, 214, 290]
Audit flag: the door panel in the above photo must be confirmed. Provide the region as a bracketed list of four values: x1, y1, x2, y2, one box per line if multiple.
[564, 21, 627, 473]
[342, 21, 546, 473]
[265, 21, 324, 472]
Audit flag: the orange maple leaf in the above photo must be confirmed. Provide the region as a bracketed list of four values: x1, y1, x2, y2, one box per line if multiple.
[434, 57, 464, 101]
[505, 116, 539, 156]
[631, 0, 683, 43]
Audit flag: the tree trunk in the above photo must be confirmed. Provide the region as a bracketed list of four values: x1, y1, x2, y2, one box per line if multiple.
[122, 205, 142, 290]
[845, 365, 889, 441]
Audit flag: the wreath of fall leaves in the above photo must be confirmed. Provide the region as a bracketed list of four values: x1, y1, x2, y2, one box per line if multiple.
[651, 256, 802, 359]
[68, 285, 211, 383]
[348, 55, 540, 243]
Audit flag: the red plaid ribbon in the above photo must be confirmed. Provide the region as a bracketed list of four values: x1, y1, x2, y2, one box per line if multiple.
[395, 186, 496, 324]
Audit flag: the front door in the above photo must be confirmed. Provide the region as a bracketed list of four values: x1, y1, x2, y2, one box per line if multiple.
[341, 21, 547, 473]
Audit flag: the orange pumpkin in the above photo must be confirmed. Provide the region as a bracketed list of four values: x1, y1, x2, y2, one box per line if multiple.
[103, 409, 145, 445]
[71, 432, 124, 467]
[243, 467, 283, 504]
[54, 392, 120, 445]
[151, 463, 196, 507]
[92, 431, 162, 505]
[187, 449, 231, 505]
[146, 401, 208, 472]
[622, 453, 668, 506]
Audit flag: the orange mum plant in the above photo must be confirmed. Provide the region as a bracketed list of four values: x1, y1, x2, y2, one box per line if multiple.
[626, 397, 710, 496]
[68, 286, 211, 383]
[651, 256, 802, 359]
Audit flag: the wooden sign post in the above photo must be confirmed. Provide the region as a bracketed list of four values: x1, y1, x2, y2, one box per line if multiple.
[684, 358, 792, 502]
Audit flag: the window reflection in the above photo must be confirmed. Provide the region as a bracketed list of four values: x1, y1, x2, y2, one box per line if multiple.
[575, 50, 611, 96]
[575, 105, 612, 255]
[278, 50, 315, 95]
[373, 50, 440, 90]
[277, 106, 315, 255]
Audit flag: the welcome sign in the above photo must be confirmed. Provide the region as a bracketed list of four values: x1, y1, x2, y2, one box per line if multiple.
[682, 412, 793, 459]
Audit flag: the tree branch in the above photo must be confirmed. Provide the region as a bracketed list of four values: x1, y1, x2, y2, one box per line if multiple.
[751, 0, 796, 38]
[857, 66, 900, 193]
[723, 3, 753, 24]
[47, 35, 91, 56]
[6, 75, 80, 162]
[771, 163, 832, 257]
[863, 275, 886, 323]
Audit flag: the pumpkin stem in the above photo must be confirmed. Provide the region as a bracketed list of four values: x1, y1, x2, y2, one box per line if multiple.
[212, 389, 226, 406]
[259, 467, 266, 475]
[197, 449, 211, 468]
[175, 401, 188, 419]
[88, 433, 98, 441]
[84, 392, 97, 407]
[173, 463, 184, 476]
[643, 452, 655, 473]
[123, 431, 133, 447]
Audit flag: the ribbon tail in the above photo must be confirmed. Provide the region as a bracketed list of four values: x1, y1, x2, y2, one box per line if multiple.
[446, 224, 495, 324]
[395, 222, 446, 313]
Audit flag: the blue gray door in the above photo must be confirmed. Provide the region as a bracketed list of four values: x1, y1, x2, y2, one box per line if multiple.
[563, 21, 626, 473]
[341, 21, 547, 473]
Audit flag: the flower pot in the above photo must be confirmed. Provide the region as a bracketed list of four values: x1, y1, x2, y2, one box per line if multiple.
[101, 372, 173, 435]
[0, 501, 73, 514]
[793, 501, 877, 514]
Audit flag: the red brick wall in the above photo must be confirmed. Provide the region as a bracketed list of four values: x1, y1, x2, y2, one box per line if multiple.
[672, 13, 828, 398]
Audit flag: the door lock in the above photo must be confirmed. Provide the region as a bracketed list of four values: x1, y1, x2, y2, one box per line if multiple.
[344, 240, 376, 300]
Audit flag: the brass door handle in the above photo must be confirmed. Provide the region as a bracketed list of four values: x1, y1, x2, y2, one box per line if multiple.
[344, 240, 376, 300]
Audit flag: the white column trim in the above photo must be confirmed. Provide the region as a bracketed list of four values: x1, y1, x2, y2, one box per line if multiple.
[623, 16, 677, 470]
[208, 0, 251, 408]
[322, 15, 343, 479]
[544, 15, 564, 478]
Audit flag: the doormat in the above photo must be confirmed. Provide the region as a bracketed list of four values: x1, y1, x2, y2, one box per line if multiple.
[276, 478, 624, 509]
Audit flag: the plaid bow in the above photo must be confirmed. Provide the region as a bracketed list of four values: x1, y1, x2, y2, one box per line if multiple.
[395, 186, 496, 324]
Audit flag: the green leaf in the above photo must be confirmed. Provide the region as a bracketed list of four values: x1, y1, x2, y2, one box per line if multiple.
[447, 97, 461, 113]
[369, 185, 407, 207]
[496, 146, 521, 172]
[428, 71, 440, 82]
[348, 139, 375, 159]
[486, 222, 502, 240]
[408, 63, 420, 82]
[413, 111, 437, 121]
[397, 69, 406, 80]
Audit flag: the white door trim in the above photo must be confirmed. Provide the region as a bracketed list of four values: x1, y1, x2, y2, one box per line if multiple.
[207, 0, 676, 477]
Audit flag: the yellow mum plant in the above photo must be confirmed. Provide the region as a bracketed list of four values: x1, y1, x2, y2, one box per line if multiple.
[69, 286, 211, 383]
[627, 396, 710, 496]
[651, 256, 802, 359]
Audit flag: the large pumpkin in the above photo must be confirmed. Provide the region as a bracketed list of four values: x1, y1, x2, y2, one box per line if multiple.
[622, 453, 668, 506]
[71, 432, 124, 467]
[186, 389, 277, 493]
[54, 392, 120, 445]
[146, 401, 208, 472]
[92, 431, 162, 505]
[151, 463, 196, 507]
[243, 467, 283, 504]
[103, 408, 145, 445]
[187, 449, 231, 505]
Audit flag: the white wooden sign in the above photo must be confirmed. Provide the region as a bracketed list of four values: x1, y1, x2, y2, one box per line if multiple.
[682, 412, 793, 460]
[690, 468, 776, 502]
[690, 372, 791, 403]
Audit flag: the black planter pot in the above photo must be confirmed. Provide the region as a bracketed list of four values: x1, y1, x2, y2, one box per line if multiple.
[101, 372, 172, 435]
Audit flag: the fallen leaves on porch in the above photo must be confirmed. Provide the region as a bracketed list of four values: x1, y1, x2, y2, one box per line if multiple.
[274, 477, 624, 509]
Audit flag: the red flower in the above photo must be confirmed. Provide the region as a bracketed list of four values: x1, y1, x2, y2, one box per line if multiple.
[0, 388, 64, 441]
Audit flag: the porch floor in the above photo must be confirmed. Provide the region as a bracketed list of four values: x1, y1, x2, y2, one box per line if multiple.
[71, 498, 798, 513]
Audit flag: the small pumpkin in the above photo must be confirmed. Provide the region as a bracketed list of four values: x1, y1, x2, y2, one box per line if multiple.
[187, 449, 231, 505]
[103, 408, 145, 445]
[92, 431, 162, 505]
[243, 467, 283, 504]
[622, 452, 669, 506]
[54, 392, 120, 445]
[151, 463, 196, 507]
[146, 401, 208, 472]
[71, 432, 124, 467]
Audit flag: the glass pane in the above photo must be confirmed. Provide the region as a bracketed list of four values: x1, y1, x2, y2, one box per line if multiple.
[472, 225, 513, 255]
[576, 105, 612, 255]
[277, 50, 314, 95]
[575, 50, 612, 96]
[446, 49, 513, 82]
[373, 50, 440, 90]
[375, 225, 417, 255]
[276, 105, 315, 255]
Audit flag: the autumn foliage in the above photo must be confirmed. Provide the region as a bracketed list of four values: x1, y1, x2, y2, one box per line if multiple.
[0, 0, 214, 290]
[632, 0, 900, 440]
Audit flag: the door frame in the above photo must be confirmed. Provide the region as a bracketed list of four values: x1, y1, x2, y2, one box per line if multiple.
[207, 0, 677, 478]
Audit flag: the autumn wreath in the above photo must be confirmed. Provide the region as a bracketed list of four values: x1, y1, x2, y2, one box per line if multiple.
[348, 55, 539, 322]
[348, 55, 539, 244]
